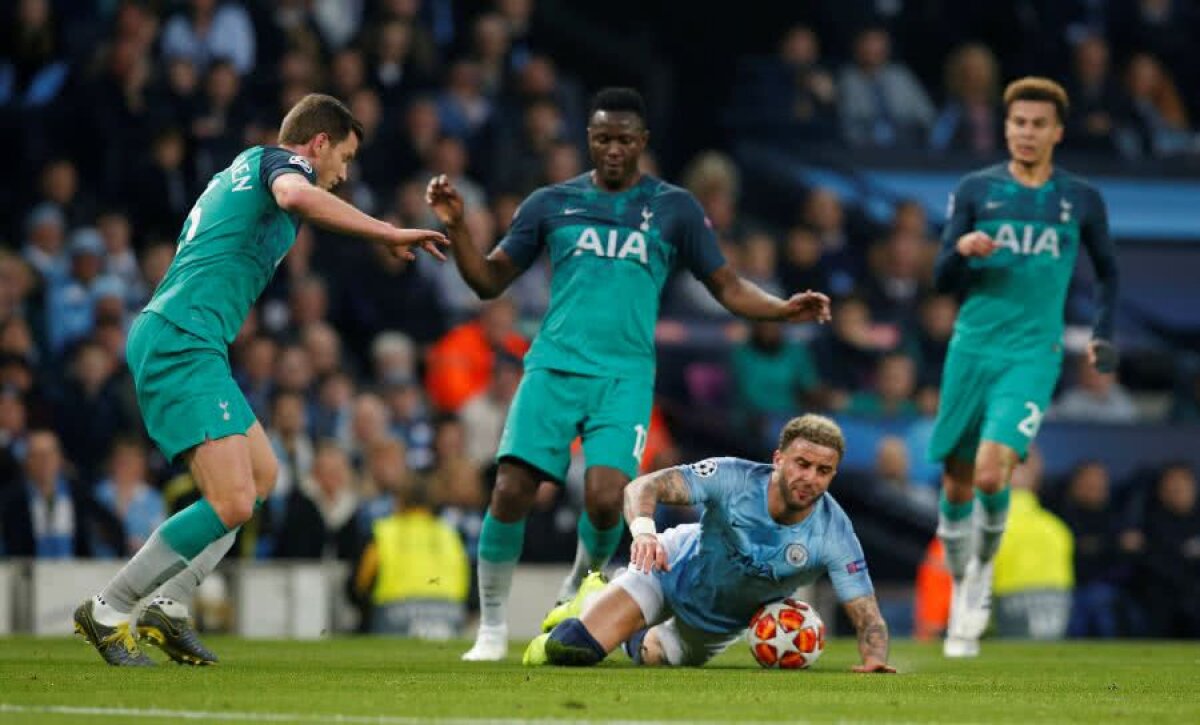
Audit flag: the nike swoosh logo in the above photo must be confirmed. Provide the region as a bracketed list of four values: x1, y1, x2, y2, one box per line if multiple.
[563, 208, 586, 215]
[984, 200, 1004, 210]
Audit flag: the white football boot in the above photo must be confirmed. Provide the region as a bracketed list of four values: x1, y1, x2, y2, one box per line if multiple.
[944, 557, 992, 658]
[462, 623, 508, 661]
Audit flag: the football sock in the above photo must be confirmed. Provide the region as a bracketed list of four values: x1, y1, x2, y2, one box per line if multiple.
[160, 498, 232, 560]
[99, 497, 242, 616]
[546, 617, 606, 666]
[154, 529, 239, 610]
[154, 498, 261, 608]
[937, 491, 975, 580]
[477, 512, 526, 629]
[559, 512, 622, 601]
[623, 627, 650, 664]
[976, 486, 1011, 563]
[99, 528, 189, 614]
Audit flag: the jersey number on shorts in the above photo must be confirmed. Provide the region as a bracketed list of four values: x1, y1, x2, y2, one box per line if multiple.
[632, 423, 648, 461]
[1017, 401, 1043, 438]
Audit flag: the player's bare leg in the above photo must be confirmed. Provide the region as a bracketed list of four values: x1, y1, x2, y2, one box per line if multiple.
[463, 459, 540, 661]
[141, 423, 279, 664]
[942, 442, 1017, 657]
[546, 466, 628, 631]
[80, 434, 257, 665]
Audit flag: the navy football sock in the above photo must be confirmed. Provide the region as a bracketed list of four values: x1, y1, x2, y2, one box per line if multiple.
[546, 618, 606, 666]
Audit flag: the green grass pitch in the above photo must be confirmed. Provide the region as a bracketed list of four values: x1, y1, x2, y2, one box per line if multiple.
[1, 636, 1197, 724]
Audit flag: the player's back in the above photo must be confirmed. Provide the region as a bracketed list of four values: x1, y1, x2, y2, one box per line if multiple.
[501, 173, 722, 381]
[663, 458, 871, 632]
[950, 163, 1102, 359]
[145, 146, 316, 347]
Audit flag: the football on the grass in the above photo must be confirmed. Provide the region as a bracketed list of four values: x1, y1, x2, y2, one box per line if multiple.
[747, 598, 825, 669]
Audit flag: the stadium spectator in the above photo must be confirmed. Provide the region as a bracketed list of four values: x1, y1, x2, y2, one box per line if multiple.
[910, 294, 956, 393]
[435, 59, 493, 144]
[779, 225, 832, 299]
[810, 296, 890, 398]
[0, 0, 70, 109]
[991, 450, 1074, 639]
[427, 415, 485, 513]
[1055, 462, 1128, 638]
[1135, 463, 1200, 638]
[370, 19, 434, 105]
[381, 376, 435, 471]
[930, 43, 1003, 155]
[0, 430, 123, 557]
[1064, 35, 1125, 154]
[838, 27, 935, 149]
[160, 0, 256, 76]
[1048, 354, 1139, 424]
[730, 320, 822, 438]
[0, 387, 28, 488]
[843, 352, 920, 420]
[94, 210, 142, 306]
[129, 127, 194, 242]
[425, 297, 529, 413]
[22, 202, 67, 287]
[52, 340, 137, 483]
[267, 390, 315, 509]
[273, 441, 361, 561]
[91, 437, 163, 558]
[875, 435, 936, 510]
[799, 188, 862, 297]
[352, 474, 469, 638]
[460, 351, 522, 468]
[861, 230, 932, 327]
[1116, 53, 1194, 158]
[235, 335, 277, 420]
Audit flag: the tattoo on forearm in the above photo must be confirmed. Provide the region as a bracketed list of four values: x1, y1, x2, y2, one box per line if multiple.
[844, 596, 890, 663]
[624, 469, 690, 523]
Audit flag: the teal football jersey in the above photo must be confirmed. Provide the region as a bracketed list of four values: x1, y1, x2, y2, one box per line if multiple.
[936, 163, 1118, 360]
[144, 146, 316, 345]
[498, 173, 725, 381]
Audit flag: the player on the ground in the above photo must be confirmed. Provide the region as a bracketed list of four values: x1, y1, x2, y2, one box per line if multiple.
[73, 94, 448, 666]
[426, 88, 832, 661]
[522, 414, 895, 672]
[929, 77, 1119, 658]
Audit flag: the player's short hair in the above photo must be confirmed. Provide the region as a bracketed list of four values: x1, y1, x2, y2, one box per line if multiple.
[778, 414, 845, 463]
[279, 93, 364, 146]
[588, 87, 647, 126]
[1003, 77, 1069, 124]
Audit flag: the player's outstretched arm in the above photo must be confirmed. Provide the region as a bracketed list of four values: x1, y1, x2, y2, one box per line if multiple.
[843, 595, 896, 673]
[425, 174, 523, 299]
[1081, 188, 1120, 373]
[272, 174, 448, 261]
[623, 468, 693, 574]
[703, 266, 832, 324]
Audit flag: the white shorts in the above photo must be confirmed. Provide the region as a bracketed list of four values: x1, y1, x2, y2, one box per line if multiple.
[612, 525, 742, 666]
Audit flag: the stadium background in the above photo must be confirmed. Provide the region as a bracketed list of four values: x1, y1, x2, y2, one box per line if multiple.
[1, 0, 1198, 641]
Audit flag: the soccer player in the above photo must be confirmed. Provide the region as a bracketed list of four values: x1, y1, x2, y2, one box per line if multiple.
[73, 94, 448, 666]
[929, 77, 1119, 658]
[426, 87, 833, 661]
[523, 414, 895, 672]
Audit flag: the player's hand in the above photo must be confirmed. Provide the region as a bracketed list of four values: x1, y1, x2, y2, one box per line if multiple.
[780, 289, 832, 324]
[385, 228, 450, 262]
[630, 533, 669, 574]
[956, 231, 997, 258]
[425, 174, 466, 228]
[1088, 338, 1118, 374]
[851, 659, 897, 674]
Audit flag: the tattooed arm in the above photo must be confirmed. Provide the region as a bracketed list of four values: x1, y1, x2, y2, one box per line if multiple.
[843, 595, 896, 673]
[624, 467, 693, 574]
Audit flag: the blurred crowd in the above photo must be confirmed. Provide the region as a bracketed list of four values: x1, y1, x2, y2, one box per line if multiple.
[1, 1, 1197, 636]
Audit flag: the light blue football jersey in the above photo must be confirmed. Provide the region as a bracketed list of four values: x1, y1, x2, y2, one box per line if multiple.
[656, 457, 874, 633]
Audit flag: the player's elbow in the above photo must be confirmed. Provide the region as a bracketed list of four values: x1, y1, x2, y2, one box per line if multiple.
[472, 282, 502, 301]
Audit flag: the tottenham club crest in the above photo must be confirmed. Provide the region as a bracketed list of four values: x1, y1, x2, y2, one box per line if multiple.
[687, 459, 719, 478]
[785, 543, 809, 567]
[289, 155, 314, 174]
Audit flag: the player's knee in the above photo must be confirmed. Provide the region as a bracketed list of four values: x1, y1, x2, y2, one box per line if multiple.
[638, 628, 669, 666]
[973, 465, 1007, 494]
[253, 455, 279, 497]
[546, 618, 607, 666]
[583, 481, 624, 524]
[490, 466, 539, 517]
[211, 493, 255, 528]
